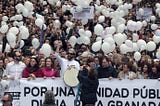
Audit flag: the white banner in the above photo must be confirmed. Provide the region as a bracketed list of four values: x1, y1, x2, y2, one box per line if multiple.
[73, 6, 94, 19]
[0, 78, 160, 106]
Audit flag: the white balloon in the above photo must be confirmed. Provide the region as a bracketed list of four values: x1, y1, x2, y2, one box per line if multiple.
[6, 33, 16, 43]
[114, 33, 126, 45]
[69, 36, 77, 45]
[40, 43, 52, 57]
[94, 24, 104, 35]
[5, 43, 11, 52]
[117, 24, 125, 33]
[24, 1, 34, 12]
[2, 16, 8, 22]
[132, 33, 139, 42]
[142, 20, 147, 27]
[79, 29, 85, 36]
[85, 30, 92, 37]
[153, 35, 160, 44]
[91, 40, 102, 52]
[96, 37, 102, 42]
[22, 8, 29, 17]
[32, 38, 40, 49]
[19, 26, 29, 39]
[82, 36, 90, 45]
[81, 19, 88, 25]
[134, 52, 141, 61]
[103, 37, 115, 45]
[98, 15, 105, 23]
[9, 42, 16, 48]
[101, 42, 111, 54]
[132, 43, 139, 51]
[56, 1, 61, 7]
[9, 27, 19, 35]
[150, 16, 156, 22]
[20, 40, 25, 48]
[146, 41, 156, 51]
[137, 39, 146, 50]
[151, 24, 158, 30]
[125, 40, 133, 48]
[35, 18, 44, 27]
[139, 8, 144, 16]
[0, 25, 9, 33]
[120, 44, 128, 54]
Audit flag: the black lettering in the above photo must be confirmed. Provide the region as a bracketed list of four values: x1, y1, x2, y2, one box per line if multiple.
[133, 88, 139, 98]
[149, 102, 156, 106]
[41, 87, 47, 96]
[60, 99, 66, 106]
[141, 86, 148, 99]
[141, 102, 147, 106]
[117, 101, 123, 106]
[59, 87, 67, 96]
[149, 89, 156, 99]
[113, 88, 120, 98]
[97, 100, 103, 106]
[105, 88, 112, 97]
[31, 100, 39, 106]
[124, 101, 130, 106]
[32, 87, 40, 97]
[24, 87, 30, 96]
[122, 88, 129, 98]
[132, 101, 139, 106]
[108, 100, 115, 106]
[68, 87, 75, 96]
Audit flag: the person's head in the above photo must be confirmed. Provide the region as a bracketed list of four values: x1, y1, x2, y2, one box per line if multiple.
[29, 57, 39, 68]
[67, 49, 75, 61]
[43, 90, 56, 104]
[87, 57, 95, 69]
[100, 56, 110, 68]
[123, 62, 132, 73]
[45, 57, 53, 68]
[13, 51, 22, 62]
[1, 93, 13, 106]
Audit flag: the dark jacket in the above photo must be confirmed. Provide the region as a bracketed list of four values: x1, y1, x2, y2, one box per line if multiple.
[97, 66, 117, 79]
[78, 70, 99, 104]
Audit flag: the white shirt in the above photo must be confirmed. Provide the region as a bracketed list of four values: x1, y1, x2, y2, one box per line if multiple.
[6, 61, 26, 79]
[54, 53, 80, 77]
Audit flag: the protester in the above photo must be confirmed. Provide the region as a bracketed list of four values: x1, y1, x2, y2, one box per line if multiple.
[97, 56, 118, 79]
[78, 66, 99, 106]
[6, 50, 26, 80]
[41, 57, 58, 78]
[22, 56, 43, 79]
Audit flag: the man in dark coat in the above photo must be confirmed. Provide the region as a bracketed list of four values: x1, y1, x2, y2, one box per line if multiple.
[78, 66, 99, 106]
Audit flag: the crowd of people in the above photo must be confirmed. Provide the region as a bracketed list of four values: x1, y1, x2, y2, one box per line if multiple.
[0, 0, 160, 105]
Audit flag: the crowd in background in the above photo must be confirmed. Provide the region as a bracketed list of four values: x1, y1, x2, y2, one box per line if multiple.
[0, 0, 160, 81]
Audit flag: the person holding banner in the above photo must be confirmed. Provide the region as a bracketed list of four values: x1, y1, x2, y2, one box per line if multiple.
[41, 57, 58, 78]
[6, 50, 26, 80]
[78, 66, 99, 106]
